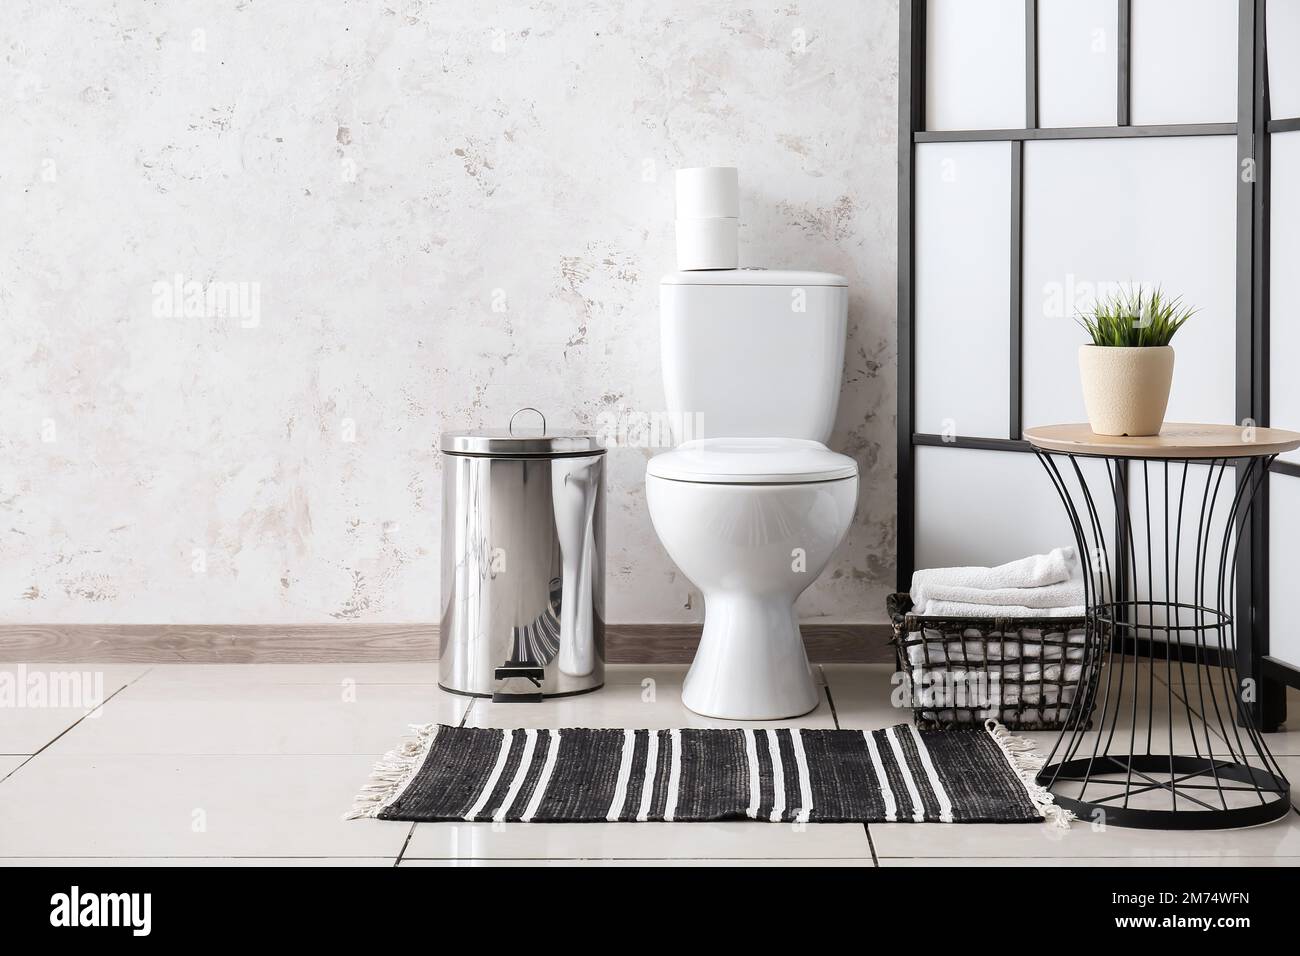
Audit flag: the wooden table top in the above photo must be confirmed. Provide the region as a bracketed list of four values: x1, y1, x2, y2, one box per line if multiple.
[1023, 423, 1300, 458]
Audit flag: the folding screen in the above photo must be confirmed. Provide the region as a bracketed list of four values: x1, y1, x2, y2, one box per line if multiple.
[899, 0, 1297, 719]
[1267, 0, 1300, 674]
[1036, 0, 1117, 128]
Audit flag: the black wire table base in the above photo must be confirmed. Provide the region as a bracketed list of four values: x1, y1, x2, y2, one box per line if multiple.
[1042, 756, 1290, 830]
[1033, 450, 1292, 830]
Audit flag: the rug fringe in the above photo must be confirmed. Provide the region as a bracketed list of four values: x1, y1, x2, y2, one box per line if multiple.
[983, 719, 1074, 829]
[344, 722, 440, 821]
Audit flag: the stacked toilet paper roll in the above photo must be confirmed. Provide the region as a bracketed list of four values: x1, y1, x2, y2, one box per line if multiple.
[675, 166, 738, 270]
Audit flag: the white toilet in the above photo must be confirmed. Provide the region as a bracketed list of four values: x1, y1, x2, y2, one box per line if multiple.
[646, 269, 859, 720]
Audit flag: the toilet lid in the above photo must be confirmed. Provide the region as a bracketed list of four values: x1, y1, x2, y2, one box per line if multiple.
[646, 438, 858, 484]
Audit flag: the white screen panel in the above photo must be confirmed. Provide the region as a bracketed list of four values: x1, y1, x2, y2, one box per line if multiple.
[914, 446, 1111, 571]
[1022, 137, 1238, 430]
[1271, 132, 1300, 464]
[925, 0, 1026, 130]
[1037, 0, 1118, 128]
[915, 142, 1012, 439]
[1131, 0, 1237, 125]
[1269, 476, 1300, 668]
[1268, 0, 1300, 120]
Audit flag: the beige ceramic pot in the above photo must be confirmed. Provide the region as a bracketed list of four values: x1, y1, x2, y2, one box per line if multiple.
[1077, 345, 1174, 437]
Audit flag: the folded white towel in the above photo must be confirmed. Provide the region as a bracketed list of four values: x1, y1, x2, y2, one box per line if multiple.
[911, 676, 1080, 714]
[929, 663, 1083, 683]
[997, 682, 1077, 706]
[908, 547, 1076, 607]
[915, 576, 1084, 610]
[915, 627, 1087, 647]
[921, 600, 1085, 618]
[920, 706, 1076, 725]
[907, 638, 1087, 667]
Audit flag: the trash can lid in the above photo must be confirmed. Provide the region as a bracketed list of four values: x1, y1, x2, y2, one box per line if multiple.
[440, 407, 605, 457]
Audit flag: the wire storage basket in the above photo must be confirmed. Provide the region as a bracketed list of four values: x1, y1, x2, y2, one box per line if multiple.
[887, 593, 1098, 731]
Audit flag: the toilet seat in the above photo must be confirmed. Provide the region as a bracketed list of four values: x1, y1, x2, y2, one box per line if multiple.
[646, 437, 857, 484]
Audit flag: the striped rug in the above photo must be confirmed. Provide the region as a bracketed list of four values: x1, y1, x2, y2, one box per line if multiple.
[347, 721, 1069, 825]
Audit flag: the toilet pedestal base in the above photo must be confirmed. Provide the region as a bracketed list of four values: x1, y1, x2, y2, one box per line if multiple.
[681, 593, 819, 720]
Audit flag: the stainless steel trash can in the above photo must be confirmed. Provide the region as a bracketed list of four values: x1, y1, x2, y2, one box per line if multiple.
[439, 408, 605, 700]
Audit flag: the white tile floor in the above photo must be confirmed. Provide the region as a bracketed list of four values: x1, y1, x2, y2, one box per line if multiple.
[0, 662, 1296, 866]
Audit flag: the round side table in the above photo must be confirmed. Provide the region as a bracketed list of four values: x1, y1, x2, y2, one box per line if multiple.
[1024, 423, 1300, 830]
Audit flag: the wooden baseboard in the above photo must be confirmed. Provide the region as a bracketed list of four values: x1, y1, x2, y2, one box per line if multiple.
[0, 623, 895, 664]
[604, 623, 894, 664]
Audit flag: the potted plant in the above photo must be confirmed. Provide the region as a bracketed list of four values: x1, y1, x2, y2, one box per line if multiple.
[1076, 286, 1195, 437]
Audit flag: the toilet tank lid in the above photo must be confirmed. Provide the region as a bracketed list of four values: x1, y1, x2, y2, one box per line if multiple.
[661, 268, 848, 287]
[646, 438, 858, 484]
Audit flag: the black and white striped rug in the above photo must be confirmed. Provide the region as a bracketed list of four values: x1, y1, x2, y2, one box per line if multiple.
[348, 721, 1069, 826]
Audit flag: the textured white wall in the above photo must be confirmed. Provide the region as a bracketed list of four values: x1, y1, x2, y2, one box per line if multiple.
[0, 0, 899, 625]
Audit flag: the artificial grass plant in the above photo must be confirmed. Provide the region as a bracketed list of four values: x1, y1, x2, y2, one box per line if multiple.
[1076, 285, 1196, 348]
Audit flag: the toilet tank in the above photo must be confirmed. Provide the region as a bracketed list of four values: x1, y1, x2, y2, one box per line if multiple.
[659, 270, 849, 443]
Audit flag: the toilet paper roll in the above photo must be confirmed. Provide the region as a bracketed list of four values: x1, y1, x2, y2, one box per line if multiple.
[676, 217, 739, 270]
[675, 166, 739, 219]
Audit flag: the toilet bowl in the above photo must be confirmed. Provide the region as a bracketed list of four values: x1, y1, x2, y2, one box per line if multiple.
[651, 269, 855, 720]
[647, 438, 858, 719]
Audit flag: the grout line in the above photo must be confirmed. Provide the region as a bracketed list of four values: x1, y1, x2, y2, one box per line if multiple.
[0, 858, 400, 863]
[1153, 667, 1254, 750]
[826, 675, 881, 865]
[392, 694, 474, 866]
[394, 825, 416, 867]
[0, 669, 151, 785]
[1135, 665, 1294, 756]
[148, 683, 445, 687]
[10, 854, 1297, 865]
[873, 858, 1300, 863]
[396, 695, 473, 866]
[824, 683, 840, 730]
[394, 856, 879, 864]
[0, 752, 444, 758]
